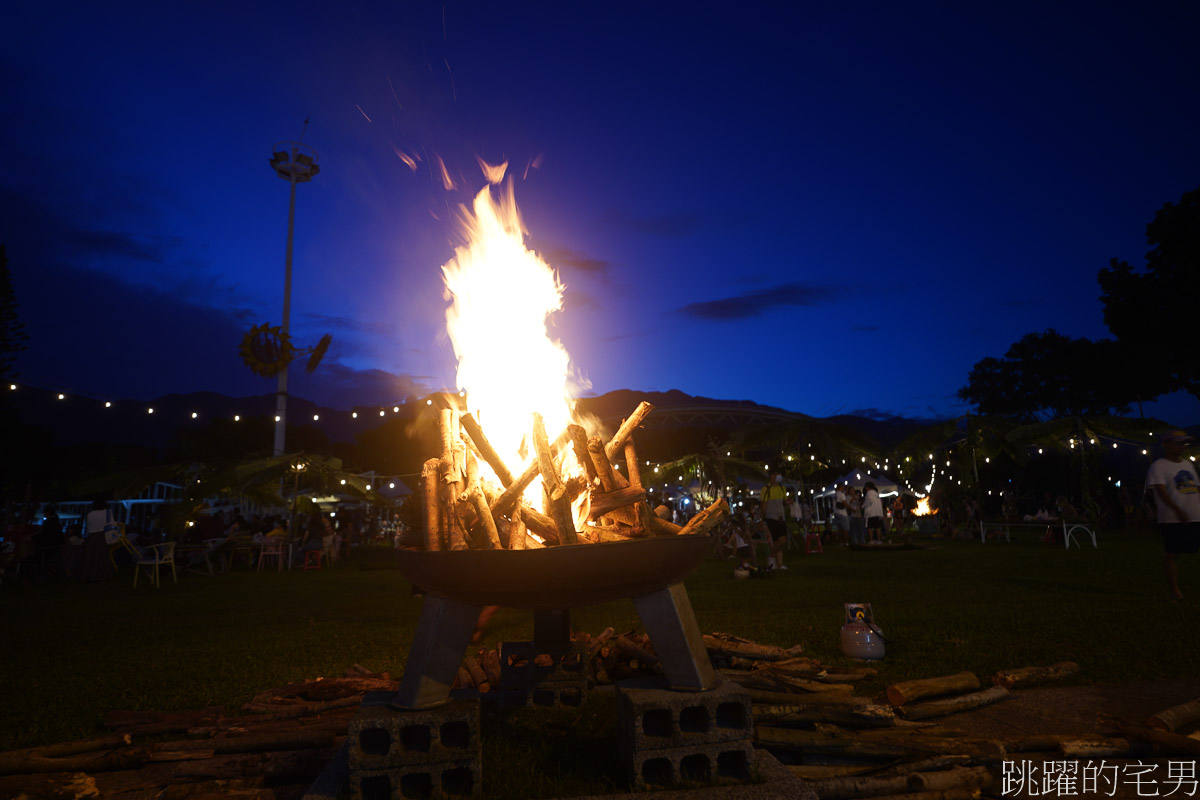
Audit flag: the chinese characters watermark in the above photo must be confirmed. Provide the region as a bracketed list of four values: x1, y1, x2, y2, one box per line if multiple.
[1001, 760, 1198, 797]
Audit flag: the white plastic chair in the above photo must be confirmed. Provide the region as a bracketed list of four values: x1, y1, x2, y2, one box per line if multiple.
[134, 542, 177, 588]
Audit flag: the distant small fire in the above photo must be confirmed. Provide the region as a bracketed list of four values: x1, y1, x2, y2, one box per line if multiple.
[912, 497, 937, 516]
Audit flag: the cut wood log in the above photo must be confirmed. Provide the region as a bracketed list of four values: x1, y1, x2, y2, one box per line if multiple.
[468, 488, 502, 549]
[647, 515, 682, 536]
[991, 661, 1079, 689]
[1099, 715, 1200, 756]
[482, 648, 502, 687]
[907, 766, 993, 792]
[807, 772, 912, 799]
[887, 673, 980, 706]
[613, 635, 660, 669]
[756, 726, 1005, 762]
[455, 666, 473, 689]
[678, 497, 730, 536]
[580, 525, 638, 543]
[464, 656, 488, 692]
[604, 401, 654, 462]
[421, 458, 442, 551]
[1147, 695, 1200, 732]
[508, 507, 526, 551]
[0, 772, 99, 799]
[0, 746, 151, 776]
[568, 424, 597, 484]
[753, 703, 897, 729]
[0, 734, 132, 763]
[587, 486, 646, 519]
[104, 708, 225, 736]
[867, 791, 981, 800]
[438, 458, 468, 550]
[489, 429, 570, 516]
[587, 627, 615, 658]
[898, 687, 1009, 721]
[519, 504, 562, 546]
[531, 412, 564, 498]
[461, 412, 514, 487]
[587, 435, 620, 493]
[747, 689, 871, 707]
[786, 764, 876, 779]
[1058, 737, 1145, 759]
[704, 635, 804, 661]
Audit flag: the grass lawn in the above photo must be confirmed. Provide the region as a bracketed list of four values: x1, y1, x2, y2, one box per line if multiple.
[2, 528, 1197, 783]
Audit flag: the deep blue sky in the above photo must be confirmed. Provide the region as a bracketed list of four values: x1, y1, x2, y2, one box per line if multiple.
[4, 2, 1199, 423]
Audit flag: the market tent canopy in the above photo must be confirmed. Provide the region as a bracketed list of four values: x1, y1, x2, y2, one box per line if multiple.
[814, 470, 900, 498]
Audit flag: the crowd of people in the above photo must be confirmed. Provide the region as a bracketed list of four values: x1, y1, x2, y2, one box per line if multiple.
[0, 501, 392, 585]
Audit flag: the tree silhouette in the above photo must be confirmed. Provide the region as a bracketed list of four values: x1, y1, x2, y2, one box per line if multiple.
[0, 245, 28, 381]
[1099, 185, 1200, 405]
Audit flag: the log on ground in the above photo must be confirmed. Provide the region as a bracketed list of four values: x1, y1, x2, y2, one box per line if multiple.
[887, 673, 980, 706]
[992, 662, 1079, 689]
[898, 686, 1009, 721]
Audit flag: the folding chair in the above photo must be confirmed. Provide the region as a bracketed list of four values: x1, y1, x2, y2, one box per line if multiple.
[134, 542, 176, 588]
[257, 538, 285, 572]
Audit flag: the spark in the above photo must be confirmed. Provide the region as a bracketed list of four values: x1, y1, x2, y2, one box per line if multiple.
[386, 74, 404, 110]
[355, 104, 372, 123]
[445, 58, 456, 101]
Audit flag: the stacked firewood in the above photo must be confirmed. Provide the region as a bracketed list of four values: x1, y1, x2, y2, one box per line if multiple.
[0, 666, 393, 800]
[420, 401, 729, 551]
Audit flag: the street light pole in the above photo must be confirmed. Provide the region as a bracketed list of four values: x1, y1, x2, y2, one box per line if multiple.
[269, 138, 319, 457]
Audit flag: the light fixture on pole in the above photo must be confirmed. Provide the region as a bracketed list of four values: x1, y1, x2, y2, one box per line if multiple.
[268, 130, 320, 457]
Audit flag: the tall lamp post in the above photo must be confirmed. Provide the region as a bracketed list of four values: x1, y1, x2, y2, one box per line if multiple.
[269, 139, 320, 457]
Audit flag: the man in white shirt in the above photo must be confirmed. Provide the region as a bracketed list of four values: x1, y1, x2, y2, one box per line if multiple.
[1146, 430, 1200, 602]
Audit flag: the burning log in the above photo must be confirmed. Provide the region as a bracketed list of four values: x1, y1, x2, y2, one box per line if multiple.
[587, 435, 620, 492]
[587, 486, 647, 519]
[887, 673, 981, 706]
[461, 412, 514, 487]
[991, 661, 1079, 689]
[647, 515, 682, 536]
[468, 489, 502, 550]
[568, 424, 597, 484]
[421, 459, 442, 551]
[519, 504, 562, 546]
[508, 507, 527, 551]
[438, 458, 468, 551]
[604, 401, 653, 462]
[1147, 695, 1200, 731]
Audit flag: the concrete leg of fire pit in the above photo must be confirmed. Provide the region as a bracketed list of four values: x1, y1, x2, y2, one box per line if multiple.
[632, 582, 718, 691]
[392, 595, 484, 710]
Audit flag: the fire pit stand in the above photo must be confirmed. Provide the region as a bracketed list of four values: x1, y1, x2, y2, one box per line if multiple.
[391, 535, 718, 710]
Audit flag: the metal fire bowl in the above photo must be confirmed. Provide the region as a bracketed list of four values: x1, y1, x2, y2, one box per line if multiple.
[394, 534, 710, 610]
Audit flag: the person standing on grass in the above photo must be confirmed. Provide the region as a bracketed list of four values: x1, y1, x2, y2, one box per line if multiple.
[1146, 430, 1200, 602]
[863, 482, 884, 545]
[832, 486, 850, 545]
[760, 471, 788, 571]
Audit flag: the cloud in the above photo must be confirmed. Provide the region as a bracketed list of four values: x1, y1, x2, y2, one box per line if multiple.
[288, 363, 434, 408]
[603, 209, 704, 238]
[304, 313, 397, 337]
[58, 229, 183, 263]
[677, 282, 839, 321]
[534, 242, 611, 275]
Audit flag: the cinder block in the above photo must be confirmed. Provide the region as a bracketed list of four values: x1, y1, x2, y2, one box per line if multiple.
[622, 738, 756, 790]
[616, 678, 753, 751]
[350, 756, 482, 800]
[498, 640, 588, 689]
[348, 691, 480, 771]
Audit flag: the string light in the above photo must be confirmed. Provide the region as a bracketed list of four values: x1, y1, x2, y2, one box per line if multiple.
[57, 393, 65, 400]
[147, 408, 154, 414]
[313, 414, 319, 421]
[352, 412, 358, 418]
[105, 401, 112, 408]
[191, 412, 198, 419]
[234, 415, 240, 421]
[274, 415, 281, 422]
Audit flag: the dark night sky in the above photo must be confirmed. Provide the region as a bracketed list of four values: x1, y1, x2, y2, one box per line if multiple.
[4, 2, 1199, 424]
